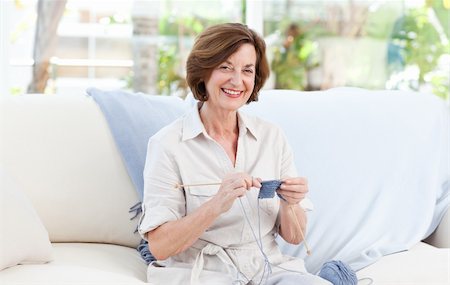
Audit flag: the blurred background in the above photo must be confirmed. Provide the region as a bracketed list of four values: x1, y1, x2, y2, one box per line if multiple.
[1, 0, 448, 102]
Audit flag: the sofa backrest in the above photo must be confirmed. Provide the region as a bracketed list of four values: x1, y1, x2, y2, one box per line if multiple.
[0, 94, 141, 248]
[244, 87, 450, 272]
[1, 88, 448, 272]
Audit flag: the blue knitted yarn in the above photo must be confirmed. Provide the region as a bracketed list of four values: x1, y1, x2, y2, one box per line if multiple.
[318, 260, 358, 285]
[259, 180, 287, 201]
[259, 180, 283, 199]
[137, 239, 156, 264]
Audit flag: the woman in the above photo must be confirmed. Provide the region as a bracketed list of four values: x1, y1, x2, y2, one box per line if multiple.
[138, 23, 330, 285]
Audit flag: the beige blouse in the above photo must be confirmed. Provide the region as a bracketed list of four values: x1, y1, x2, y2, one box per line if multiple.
[138, 103, 313, 283]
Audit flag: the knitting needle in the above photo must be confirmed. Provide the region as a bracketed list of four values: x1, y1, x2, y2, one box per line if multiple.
[289, 205, 312, 255]
[174, 182, 221, 189]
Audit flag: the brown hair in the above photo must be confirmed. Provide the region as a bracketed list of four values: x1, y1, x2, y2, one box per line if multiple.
[186, 23, 270, 103]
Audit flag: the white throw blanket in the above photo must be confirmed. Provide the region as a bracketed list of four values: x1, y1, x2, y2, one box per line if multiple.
[243, 87, 450, 273]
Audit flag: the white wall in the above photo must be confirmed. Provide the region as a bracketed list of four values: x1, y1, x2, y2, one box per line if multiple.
[0, 0, 9, 96]
[245, 0, 263, 35]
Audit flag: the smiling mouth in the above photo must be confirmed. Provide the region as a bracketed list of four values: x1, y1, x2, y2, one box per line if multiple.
[222, 88, 242, 97]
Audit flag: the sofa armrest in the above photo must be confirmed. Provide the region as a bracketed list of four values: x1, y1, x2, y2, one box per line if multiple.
[424, 207, 449, 248]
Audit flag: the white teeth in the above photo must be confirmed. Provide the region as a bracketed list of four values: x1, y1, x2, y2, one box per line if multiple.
[223, 88, 241, 95]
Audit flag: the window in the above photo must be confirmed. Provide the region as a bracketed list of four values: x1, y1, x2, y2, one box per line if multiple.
[3, 0, 243, 96]
[263, 0, 449, 101]
[2, 0, 448, 101]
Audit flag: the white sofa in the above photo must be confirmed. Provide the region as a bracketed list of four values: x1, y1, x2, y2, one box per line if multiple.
[0, 87, 449, 285]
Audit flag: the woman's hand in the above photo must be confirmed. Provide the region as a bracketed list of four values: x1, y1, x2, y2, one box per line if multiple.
[212, 172, 261, 214]
[277, 177, 308, 205]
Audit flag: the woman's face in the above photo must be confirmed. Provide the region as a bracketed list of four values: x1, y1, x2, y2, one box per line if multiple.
[204, 43, 256, 112]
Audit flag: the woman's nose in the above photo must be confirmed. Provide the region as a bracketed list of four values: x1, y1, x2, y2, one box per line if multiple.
[229, 71, 242, 85]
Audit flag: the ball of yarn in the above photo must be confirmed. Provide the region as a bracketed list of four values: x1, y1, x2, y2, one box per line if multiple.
[318, 260, 358, 285]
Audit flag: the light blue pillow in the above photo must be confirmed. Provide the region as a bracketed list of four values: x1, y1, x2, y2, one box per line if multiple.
[86, 88, 188, 200]
[86, 88, 188, 264]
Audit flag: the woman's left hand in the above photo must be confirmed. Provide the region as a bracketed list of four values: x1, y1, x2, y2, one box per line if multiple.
[277, 177, 308, 205]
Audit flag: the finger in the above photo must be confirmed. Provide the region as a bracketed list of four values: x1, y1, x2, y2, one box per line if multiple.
[228, 176, 246, 188]
[282, 177, 308, 185]
[280, 183, 308, 194]
[232, 173, 252, 189]
[243, 175, 254, 189]
[252, 177, 262, 188]
[277, 193, 300, 205]
[234, 186, 248, 197]
[277, 189, 306, 200]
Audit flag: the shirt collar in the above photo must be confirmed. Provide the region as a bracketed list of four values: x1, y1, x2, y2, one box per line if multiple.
[181, 103, 204, 141]
[182, 102, 259, 142]
[237, 110, 259, 141]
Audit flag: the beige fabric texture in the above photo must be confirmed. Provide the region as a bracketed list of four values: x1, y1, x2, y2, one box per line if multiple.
[0, 95, 141, 248]
[357, 242, 450, 285]
[424, 208, 450, 249]
[0, 243, 147, 284]
[0, 167, 53, 270]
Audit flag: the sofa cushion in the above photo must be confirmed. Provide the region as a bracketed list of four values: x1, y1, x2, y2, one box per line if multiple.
[0, 243, 147, 284]
[357, 242, 449, 284]
[424, 207, 450, 248]
[0, 95, 142, 248]
[0, 167, 53, 270]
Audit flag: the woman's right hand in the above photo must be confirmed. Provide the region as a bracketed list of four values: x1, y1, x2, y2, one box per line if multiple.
[212, 172, 261, 214]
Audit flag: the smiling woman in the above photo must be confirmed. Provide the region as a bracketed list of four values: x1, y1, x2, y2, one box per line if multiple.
[202, 44, 257, 116]
[185, 23, 267, 170]
[137, 22, 330, 285]
[186, 23, 269, 104]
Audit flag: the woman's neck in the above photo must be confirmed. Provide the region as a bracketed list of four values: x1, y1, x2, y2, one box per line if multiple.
[199, 102, 239, 166]
[199, 102, 238, 139]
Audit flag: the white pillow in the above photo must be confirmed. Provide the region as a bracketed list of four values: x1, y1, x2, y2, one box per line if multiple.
[0, 167, 53, 270]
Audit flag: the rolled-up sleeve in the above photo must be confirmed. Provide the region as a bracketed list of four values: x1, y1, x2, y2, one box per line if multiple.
[138, 136, 185, 240]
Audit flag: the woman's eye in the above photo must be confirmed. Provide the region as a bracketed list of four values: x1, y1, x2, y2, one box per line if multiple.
[244, 69, 254, 74]
[220, 66, 231, 70]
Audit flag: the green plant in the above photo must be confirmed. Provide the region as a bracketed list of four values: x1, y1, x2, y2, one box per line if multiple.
[429, 0, 449, 38]
[10, 86, 24, 96]
[429, 72, 449, 100]
[157, 46, 183, 95]
[271, 23, 319, 90]
[391, 8, 447, 83]
[364, 3, 401, 39]
[388, 6, 449, 99]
